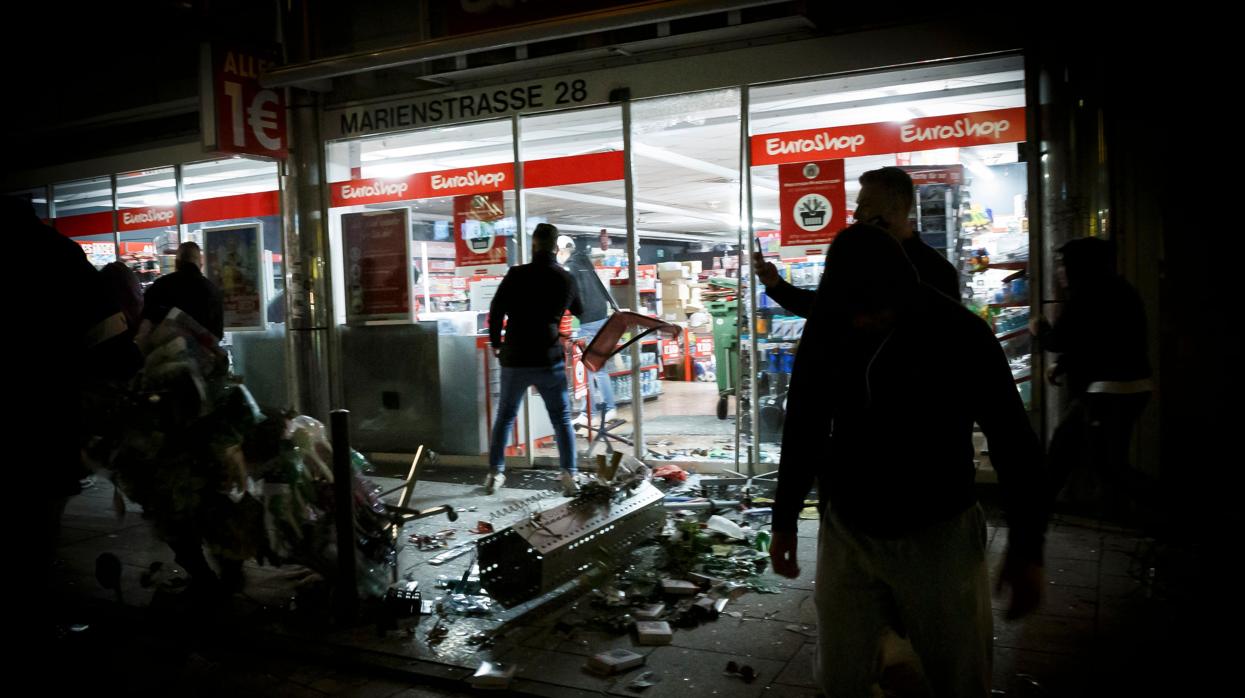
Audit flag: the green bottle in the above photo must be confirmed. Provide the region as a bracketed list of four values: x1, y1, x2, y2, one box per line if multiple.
[754, 530, 771, 553]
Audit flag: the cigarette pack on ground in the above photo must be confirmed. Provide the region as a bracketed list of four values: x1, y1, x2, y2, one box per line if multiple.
[635, 620, 674, 645]
[587, 648, 646, 675]
[633, 602, 666, 620]
[661, 578, 699, 595]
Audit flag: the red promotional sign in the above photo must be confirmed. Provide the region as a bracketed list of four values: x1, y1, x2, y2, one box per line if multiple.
[525, 151, 624, 188]
[341, 209, 412, 323]
[183, 191, 280, 223]
[328, 152, 624, 209]
[55, 211, 113, 238]
[904, 165, 965, 185]
[210, 44, 287, 159]
[751, 108, 1025, 167]
[454, 192, 508, 268]
[117, 206, 178, 232]
[779, 159, 846, 253]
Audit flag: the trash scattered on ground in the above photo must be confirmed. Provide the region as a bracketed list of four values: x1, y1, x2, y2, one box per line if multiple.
[652, 464, 689, 482]
[410, 530, 456, 550]
[426, 541, 476, 565]
[587, 648, 646, 676]
[706, 514, 745, 539]
[469, 661, 516, 690]
[724, 660, 758, 683]
[635, 620, 673, 645]
[626, 670, 661, 692]
[471, 521, 495, 534]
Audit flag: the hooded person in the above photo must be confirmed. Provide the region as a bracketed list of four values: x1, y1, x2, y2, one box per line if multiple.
[1031, 236, 1152, 516]
[770, 223, 1049, 697]
[557, 234, 618, 424]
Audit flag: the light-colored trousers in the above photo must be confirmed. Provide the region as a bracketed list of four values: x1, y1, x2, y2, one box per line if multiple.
[815, 504, 992, 698]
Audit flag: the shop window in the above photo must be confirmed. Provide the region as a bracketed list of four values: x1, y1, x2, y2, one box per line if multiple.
[747, 55, 1031, 468]
[326, 118, 524, 457]
[627, 89, 744, 466]
[53, 176, 115, 267]
[182, 157, 284, 409]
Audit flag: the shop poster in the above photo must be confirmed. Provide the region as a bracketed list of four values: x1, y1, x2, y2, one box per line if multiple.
[454, 192, 508, 272]
[342, 208, 413, 324]
[202, 223, 266, 330]
[778, 159, 846, 258]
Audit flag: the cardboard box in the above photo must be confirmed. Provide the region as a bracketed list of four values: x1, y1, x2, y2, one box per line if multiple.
[681, 260, 703, 275]
[635, 620, 674, 645]
[587, 649, 646, 675]
[661, 579, 699, 595]
[658, 267, 689, 280]
[633, 602, 666, 620]
[661, 283, 690, 300]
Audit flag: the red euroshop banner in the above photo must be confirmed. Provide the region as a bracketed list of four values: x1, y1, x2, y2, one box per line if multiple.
[329, 151, 625, 208]
[55, 211, 113, 238]
[779, 159, 846, 253]
[117, 206, 178, 232]
[341, 209, 413, 323]
[454, 192, 507, 268]
[209, 44, 287, 159]
[751, 108, 1025, 167]
[183, 191, 280, 223]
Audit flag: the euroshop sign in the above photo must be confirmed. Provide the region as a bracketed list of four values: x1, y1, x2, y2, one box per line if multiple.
[118, 206, 178, 232]
[751, 108, 1025, 166]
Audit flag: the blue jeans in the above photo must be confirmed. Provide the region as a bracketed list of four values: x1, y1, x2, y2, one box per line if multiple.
[578, 318, 616, 414]
[489, 362, 577, 474]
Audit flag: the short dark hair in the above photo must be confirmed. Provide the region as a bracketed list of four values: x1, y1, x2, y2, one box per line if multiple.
[859, 167, 915, 218]
[176, 241, 202, 269]
[532, 222, 559, 252]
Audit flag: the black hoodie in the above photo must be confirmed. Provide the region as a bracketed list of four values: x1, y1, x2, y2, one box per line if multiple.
[773, 224, 1048, 562]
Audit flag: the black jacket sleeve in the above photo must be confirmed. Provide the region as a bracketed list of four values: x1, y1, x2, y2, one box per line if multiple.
[489, 271, 514, 349]
[763, 279, 817, 319]
[969, 316, 1049, 563]
[567, 273, 584, 320]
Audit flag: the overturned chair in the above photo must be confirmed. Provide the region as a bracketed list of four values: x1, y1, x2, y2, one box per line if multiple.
[574, 310, 682, 458]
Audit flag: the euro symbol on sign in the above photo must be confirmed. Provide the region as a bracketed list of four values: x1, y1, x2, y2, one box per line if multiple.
[248, 89, 282, 151]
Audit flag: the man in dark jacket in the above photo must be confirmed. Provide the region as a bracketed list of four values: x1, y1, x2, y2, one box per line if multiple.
[754, 166, 961, 313]
[487, 223, 584, 496]
[770, 224, 1047, 697]
[1032, 237, 1152, 515]
[140, 241, 225, 340]
[558, 234, 618, 425]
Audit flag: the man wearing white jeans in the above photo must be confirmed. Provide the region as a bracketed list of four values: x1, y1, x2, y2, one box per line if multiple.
[771, 224, 1049, 697]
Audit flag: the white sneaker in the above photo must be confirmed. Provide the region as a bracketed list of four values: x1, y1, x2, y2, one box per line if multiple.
[572, 412, 589, 427]
[603, 408, 619, 423]
[560, 471, 580, 497]
[483, 472, 505, 494]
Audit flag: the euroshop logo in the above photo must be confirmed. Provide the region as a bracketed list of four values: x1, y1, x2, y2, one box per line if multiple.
[340, 181, 410, 200]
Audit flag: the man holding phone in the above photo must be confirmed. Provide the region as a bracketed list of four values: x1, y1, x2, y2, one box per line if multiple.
[753, 167, 962, 314]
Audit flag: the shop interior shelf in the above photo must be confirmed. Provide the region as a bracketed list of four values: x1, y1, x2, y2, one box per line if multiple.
[995, 328, 1029, 342]
[609, 364, 660, 377]
[988, 301, 1029, 308]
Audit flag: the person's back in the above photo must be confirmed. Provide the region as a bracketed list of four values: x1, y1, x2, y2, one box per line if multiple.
[565, 248, 610, 324]
[490, 249, 582, 367]
[1038, 237, 1150, 394]
[143, 241, 224, 339]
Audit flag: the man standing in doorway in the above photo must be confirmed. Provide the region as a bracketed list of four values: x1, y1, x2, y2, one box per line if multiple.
[557, 234, 618, 427]
[754, 166, 961, 314]
[487, 223, 585, 497]
[139, 241, 225, 341]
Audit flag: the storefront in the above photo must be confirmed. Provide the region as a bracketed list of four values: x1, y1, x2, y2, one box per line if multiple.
[6, 14, 1042, 476]
[17, 157, 290, 409]
[315, 46, 1034, 473]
